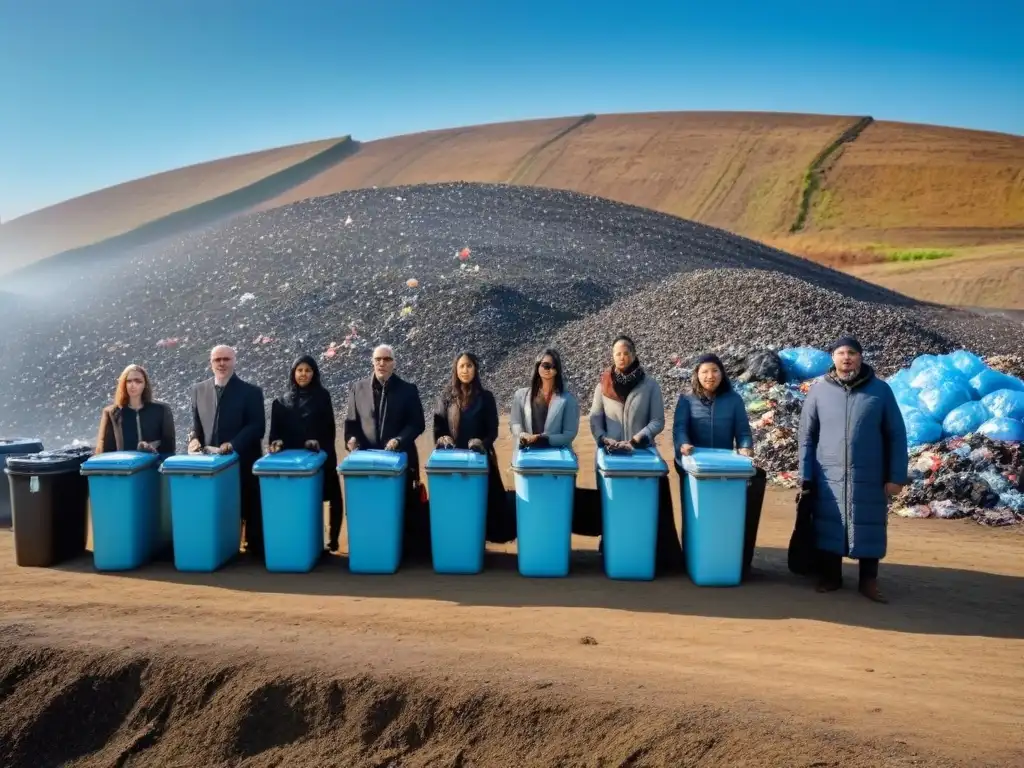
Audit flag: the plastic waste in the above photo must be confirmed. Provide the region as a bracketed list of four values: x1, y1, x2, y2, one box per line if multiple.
[904, 409, 943, 447]
[917, 380, 974, 422]
[910, 354, 941, 373]
[945, 350, 987, 378]
[742, 349, 784, 383]
[909, 364, 969, 391]
[777, 347, 831, 382]
[977, 417, 1024, 442]
[980, 389, 1024, 422]
[942, 401, 991, 437]
[969, 369, 1024, 399]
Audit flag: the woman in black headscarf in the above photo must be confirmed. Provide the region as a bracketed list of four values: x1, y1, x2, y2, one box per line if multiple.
[268, 355, 344, 552]
[433, 351, 515, 544]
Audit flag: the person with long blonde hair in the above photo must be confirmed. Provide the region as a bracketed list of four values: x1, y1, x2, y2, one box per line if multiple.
[96, 364, 176, 454]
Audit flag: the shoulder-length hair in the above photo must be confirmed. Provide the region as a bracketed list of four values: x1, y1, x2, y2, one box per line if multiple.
[447, 351, 483, 437]
[690, 357, 733, 401]
[529, 347, 565, 400]
[114, 364, 153, 407]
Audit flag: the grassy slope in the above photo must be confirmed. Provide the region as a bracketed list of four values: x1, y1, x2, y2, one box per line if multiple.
[0, 137, 345, 272]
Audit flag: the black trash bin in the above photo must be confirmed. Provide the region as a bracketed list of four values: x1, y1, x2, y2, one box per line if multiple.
[0, 438, 44, 528]
[5, 446, 93, 567]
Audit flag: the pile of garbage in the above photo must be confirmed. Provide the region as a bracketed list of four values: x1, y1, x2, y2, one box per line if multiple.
[893, 434, 1024, 527]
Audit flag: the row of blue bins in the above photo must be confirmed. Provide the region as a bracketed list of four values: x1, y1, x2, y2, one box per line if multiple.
[75, 444, 755, 586]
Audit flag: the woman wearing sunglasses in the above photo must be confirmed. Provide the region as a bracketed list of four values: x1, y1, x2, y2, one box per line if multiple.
[509, 347, 580, 449]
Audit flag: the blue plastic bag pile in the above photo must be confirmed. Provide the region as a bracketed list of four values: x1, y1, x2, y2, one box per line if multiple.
[885, 351, 1024, 447]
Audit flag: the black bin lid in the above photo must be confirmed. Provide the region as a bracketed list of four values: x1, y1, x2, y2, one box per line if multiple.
[5, 445, 94, 475]
[0, 438, 44, 455]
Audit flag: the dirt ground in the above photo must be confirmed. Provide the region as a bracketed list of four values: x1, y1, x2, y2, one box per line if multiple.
[2, 418, 1023, 767]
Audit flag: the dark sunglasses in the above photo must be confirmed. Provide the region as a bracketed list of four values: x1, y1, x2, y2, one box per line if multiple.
[539, 362, 558, 371]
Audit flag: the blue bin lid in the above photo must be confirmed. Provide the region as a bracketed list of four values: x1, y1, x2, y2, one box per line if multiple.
[679, 448, 755, 479]
[81, 450, 161, 475]
[338, 449, 408, 476]
[597, 446, 667, 476]
[511, 446, 579, 474]
[425, 448, 489, 474]
[159, 452, 239, 475]
[253, 449, 327, 476]
[0, 438, 44, 455]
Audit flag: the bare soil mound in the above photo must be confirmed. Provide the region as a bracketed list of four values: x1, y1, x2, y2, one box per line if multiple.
[0, 637, 970, 768]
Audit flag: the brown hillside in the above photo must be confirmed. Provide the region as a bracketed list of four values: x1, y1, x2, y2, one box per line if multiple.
[262, 111, 859, 237]
[0, 137, 344, 273]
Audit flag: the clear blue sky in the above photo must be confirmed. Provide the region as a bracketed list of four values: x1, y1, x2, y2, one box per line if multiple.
[2, 0, 1022, 221]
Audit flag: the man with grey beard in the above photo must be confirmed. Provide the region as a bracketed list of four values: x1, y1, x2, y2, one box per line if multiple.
[798, 336, 908, 603]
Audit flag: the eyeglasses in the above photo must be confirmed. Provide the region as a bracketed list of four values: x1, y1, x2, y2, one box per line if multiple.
[374, 356, 394, 363]
[539, 362, 557, 370]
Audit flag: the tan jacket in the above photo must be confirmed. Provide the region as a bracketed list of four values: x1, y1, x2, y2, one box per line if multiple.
[96, 401, 176, 454]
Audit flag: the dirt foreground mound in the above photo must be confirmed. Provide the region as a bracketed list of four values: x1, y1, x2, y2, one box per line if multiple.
[0, 635, 958, 768]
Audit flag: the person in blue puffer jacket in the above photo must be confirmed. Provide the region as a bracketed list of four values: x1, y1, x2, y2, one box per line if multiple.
[672, 353, 766, 581]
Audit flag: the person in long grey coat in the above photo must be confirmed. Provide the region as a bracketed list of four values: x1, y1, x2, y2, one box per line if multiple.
[588, 335, 681, 573]
[798, 336, 908, 603]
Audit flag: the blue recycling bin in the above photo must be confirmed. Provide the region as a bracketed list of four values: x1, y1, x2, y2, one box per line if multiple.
[597, 446, 668, 580]
[425, 448, 489, 574]
[0, 438, 44, 527]
[80, 451, 162, 571]
[511, 446, 578, 577]
[155, 454, 174, 556]
[159, 452, 241, 572]
[680, 448, 755, 587]
[338, 449, 407, 574]
[253, 449, 327, 573]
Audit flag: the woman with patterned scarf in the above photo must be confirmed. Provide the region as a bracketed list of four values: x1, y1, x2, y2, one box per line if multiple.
[588, 336, 682, 573]
[268, 354, 345, 553]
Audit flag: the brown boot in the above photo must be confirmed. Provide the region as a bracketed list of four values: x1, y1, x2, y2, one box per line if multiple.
[815, 577, 842, 593]
[859, 578, 888, 603]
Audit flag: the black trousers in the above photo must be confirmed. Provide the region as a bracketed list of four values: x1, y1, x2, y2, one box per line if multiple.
[675, 465, 768, 579]
[818, 551, 879, 584]
[324, 470, 344, 547]
[240, 466, 264, 557]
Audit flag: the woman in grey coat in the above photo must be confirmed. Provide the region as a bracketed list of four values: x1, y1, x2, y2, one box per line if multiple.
[798, 336, 908, 603]
[510, 348, 580, 449]
[672, 352, 766, 580]
[588, 335, 681, 573]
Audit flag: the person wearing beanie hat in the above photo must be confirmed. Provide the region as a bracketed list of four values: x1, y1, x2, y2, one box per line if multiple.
[672, 352, 766, 581]
[797, 336, 909, 603]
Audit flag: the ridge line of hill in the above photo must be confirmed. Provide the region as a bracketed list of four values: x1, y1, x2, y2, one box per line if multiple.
[4, 137, 360, 283]
[789, 116, 874, 233]
[506, 114, 598, 184]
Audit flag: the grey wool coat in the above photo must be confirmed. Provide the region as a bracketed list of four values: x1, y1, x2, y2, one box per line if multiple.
[798, 365, 908, 560]
[509, 388, 581, 447]
[589, 373, 665, 445]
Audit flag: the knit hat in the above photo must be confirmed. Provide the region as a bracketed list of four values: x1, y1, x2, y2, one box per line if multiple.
[829, 336, 863, 354]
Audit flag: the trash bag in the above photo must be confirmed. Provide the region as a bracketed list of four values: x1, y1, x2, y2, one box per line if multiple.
[895, 388, 921, 411]
[945, 350, 987, 378]
[778, 347, 831, 382]
[977, 417, 1024, 442]
[969, 369, 1024, 399]
[904, 409, 943, 447]
[909, 364, 969, 391]
[917, 379, 974, 422]
[886, 368, 913, 389]
[910, 354, 941, 373]
[942, 401, 991, 437]
[742, 349, 784, 383]
[980, 389, 1024, 422]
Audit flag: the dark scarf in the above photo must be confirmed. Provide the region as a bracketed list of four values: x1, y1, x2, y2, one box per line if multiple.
[283, 355, 325, 422]
[605, 358, 645, 402]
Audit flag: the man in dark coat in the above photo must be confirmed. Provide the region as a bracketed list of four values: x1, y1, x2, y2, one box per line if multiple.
[343, 344, 428, 560]
[798, 336, 908, 603]
[188, 344, 267, 558]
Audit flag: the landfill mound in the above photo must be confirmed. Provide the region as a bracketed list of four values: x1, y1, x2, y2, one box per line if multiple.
[0, 639, 971, 768]
[0, 182, 1019, 449]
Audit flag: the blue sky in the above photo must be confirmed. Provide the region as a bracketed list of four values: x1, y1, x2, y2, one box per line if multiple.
[2, 0, 1021, 221]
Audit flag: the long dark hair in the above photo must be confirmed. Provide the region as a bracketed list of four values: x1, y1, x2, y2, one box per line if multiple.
[690, 354, 733, 401]
[530, 347, 565, 400]
[448, 351, 483, 436]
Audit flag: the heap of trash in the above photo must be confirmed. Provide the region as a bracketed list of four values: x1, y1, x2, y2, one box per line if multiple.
[719, 346, 1024, 525]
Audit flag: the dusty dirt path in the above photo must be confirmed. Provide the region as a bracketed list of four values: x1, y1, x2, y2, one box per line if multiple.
[2, 419, 1023, 767]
